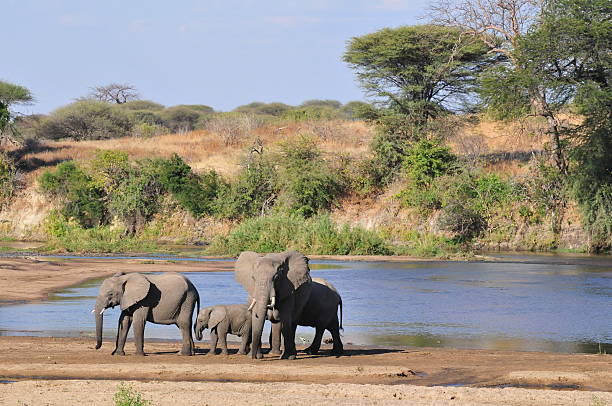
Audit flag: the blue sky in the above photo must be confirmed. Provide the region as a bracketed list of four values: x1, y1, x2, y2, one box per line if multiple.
[3, 0, 430, 114]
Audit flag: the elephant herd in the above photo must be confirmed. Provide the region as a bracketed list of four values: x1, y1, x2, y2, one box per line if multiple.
[93, 250, 344, 360]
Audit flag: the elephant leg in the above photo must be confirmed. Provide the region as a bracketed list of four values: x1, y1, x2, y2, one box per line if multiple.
[329, 318, 344, 356]
[208, 329, 218, 355]
[112, 312, 131, 356]
[305, 327, 324, 355]
[269, 322, 282, 355]
[218, 332, 229, 355]
[280, 316, 297, 360]
[178, 321, 194, 356]
[132, 309, 147, 356]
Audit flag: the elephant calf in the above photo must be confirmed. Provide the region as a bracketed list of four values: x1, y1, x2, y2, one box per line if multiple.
[194, 304, 252, 355]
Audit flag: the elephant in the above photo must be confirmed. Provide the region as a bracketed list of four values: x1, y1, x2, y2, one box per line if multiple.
[235, 250, 312, 360]
[194, 304, 252, 355]
[93, 271, 200, 356]
[268, 277, 344, 356]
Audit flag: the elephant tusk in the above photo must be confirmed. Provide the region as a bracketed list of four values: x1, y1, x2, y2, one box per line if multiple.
[248, 298, 256, 311]
[268, 296, 276, 309]
[91, 309, 96, 314]
[99, 308, 106, 315]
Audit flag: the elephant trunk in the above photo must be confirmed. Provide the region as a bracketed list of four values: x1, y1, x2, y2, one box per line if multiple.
[94, 298, 105, 349]
[194, 321, 204, 341]
[251, 283, 270, 359]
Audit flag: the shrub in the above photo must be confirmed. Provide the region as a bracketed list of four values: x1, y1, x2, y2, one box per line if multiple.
[207, 214, 390, 256]
[129, 111, 164, 126]
[276, 136, 343, 217]
[113, 383, 151, 406]
[158, 154, 223, 218]
[119, 100, 165, 111]
[132, 122, 168, 138]
[159, 105, 211, 132]
[215, 154, 278, 219]
[300, 99, 342, 109]
[204, 112, 264, 145]
[437, 200, 487, 243]
[0, 153, 17, 208]
[403, 139, 456, 187]
[87, 150, 131, 193]
[281, 106, 340, 121]
[36, 100, 133, 140]
[233, 102, 293, 116]
[39, 161, 106, 227]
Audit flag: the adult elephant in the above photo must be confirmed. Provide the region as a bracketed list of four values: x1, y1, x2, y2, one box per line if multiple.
[94, 272, 200, 356]
[235, 250, 312, 360]
[269, 277, 343, 356]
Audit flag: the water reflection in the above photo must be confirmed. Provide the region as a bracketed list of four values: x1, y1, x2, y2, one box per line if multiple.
[0, 254, 610, 354]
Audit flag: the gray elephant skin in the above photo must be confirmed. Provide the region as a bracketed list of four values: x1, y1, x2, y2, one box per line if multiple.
[235, 250, 312, 360]
[94, 271, 200, 356]
[269, 277, 343, 356]
[194, 304, 252, 355]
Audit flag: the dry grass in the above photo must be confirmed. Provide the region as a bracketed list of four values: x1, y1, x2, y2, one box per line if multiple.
[11, 121, 375, 182]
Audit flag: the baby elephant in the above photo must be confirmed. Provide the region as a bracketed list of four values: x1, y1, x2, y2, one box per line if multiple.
[194, 304, 252, 355]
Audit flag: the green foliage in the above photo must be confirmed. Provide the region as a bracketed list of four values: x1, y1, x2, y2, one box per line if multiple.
[281, 106, 340, 121]
[0, 153, 16, 208]
[437, 201, 487, 243]
[43, 212, 157, 253]
[37, 100, 132, 140]
[394, 230, 463, 258]
[113, 383, 151, 406]
[403, 139, 456, 187]
[340, 101, 373, 120]
[119, 100, 165, 111]
[344, 25, 489, 121]
[0, 80, 34, 138]
[208, 214, 390, 256]
[39, 161, 106, 228]
[215, 154, 278, 219]
[276, 136, 343, 217]
[233, 102, 293, 116]
[132, 122, 168, 138]
[87, 150, 131, 193]
[300, 99, 342, 109]
[158, 154, 223, 218]
[159, 105, 212, 132]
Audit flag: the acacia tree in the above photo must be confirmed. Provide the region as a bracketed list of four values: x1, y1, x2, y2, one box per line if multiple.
[343, 25, 491, 124]
[89, 83, 139, 104]
[0, 80, 33, 143]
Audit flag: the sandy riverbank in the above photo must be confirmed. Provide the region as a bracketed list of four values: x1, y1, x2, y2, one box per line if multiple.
[0, 256, 610, 405]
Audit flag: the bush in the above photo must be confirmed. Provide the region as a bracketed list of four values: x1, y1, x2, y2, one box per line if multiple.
[207, 214, 390, 256]
[129, 111, 164, 126]
[36, 100, 133, 140]
[437, 200, 487, 242]
[113, 383, 151, 406]
[215, 154, 278, 219]
[0, 153, 17, 208]
[233, 102, 293, 116]
[119, 100, 165, 111]
[132, 122, 168, 138]
[159, 105, 211, 132]
[403, 139, 456, 187]
[39, 161, 106, 227]
[204, 112, 264, 145]
[158, 154, 223, 218]
[276, 136, 343, 217]
[281, 106, 340, 121]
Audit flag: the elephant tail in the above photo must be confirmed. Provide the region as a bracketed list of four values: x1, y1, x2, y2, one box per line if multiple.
[193, 289, 200, 334]
[339, 298, 343, 331]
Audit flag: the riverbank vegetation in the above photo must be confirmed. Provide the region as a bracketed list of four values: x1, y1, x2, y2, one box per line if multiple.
[0, 0, 609, 256]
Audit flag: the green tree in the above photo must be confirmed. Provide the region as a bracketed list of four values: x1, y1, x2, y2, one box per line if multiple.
[343, 25, 490, 123]
[0, 80, 34, 142]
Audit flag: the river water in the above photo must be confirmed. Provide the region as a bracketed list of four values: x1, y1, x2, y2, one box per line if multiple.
[0, 254, 610, 353]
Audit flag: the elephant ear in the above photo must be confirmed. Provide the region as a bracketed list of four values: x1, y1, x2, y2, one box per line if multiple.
[276, 250, 311, 300]
[208, 307, 226, 330]
[120, 273, 151, 311]
[234, 251, 261, 296]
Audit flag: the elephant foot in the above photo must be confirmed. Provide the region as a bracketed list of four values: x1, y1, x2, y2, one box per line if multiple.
[206, 350, 217, 356]
[237, 350, 247, 355]
[180, 350, 194, 356]
[112, 349, 125, 356]
[304, 347, 319, 355]
[134, 351, 146, 357]
[268, 349, 282, 356]
[280, 352, 296, 360]
[331, 348, 344, 356]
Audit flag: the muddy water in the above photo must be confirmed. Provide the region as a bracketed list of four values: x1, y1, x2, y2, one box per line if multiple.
[0, 254, 610, 353]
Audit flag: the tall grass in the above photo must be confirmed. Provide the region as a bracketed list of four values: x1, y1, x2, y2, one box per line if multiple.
[207, 214, 391, 256]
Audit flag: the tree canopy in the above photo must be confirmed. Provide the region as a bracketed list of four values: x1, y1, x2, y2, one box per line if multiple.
[343, 25, 490, 122]
[0, 80, 34, 139]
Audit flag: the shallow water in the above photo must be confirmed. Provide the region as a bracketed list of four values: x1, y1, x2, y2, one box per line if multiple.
[0, 254, 610, 353]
